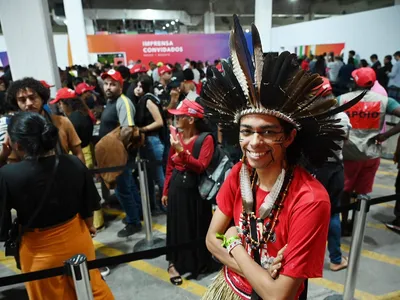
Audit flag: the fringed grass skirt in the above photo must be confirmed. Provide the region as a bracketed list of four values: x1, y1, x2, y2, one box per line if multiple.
[202, 269, 242, 300]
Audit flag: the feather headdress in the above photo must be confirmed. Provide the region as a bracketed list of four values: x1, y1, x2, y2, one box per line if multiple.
[201, 15, 365, 167]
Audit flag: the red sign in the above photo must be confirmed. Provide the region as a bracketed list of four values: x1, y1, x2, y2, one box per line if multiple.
[345, 101, 381, 130]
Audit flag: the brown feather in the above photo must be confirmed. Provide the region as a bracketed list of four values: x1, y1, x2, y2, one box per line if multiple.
[252, 23, 264, 96]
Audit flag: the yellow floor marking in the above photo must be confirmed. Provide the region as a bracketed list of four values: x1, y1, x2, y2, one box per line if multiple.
[380, 159, 394, 165]
[93, 240, 208, 297]
[377, 290, 400, 300]
[376, 170, 397, 177]
[0, 251, 21, 274]
[341, 244, 400, 267]
[373, 184, 395, 191]
[367, 222, 390, 230]
[310, 278, 376, 300]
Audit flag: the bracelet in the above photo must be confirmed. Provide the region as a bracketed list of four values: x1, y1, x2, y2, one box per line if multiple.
[227, 239, 242, 255]
[216, 233, 241, 248]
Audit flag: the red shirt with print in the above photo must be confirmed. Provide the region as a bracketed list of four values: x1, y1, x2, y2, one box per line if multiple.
[163, 133, 214, 197]
[217, 162, 330, 299]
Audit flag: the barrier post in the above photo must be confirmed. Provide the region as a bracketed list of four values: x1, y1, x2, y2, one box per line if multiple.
[343, 194, 370, 300]
[134, 158, 165, 251]
[65, 254, 94, 300]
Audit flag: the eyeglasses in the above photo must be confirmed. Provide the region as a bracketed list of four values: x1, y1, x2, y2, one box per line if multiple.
[239, 129, 285, 143]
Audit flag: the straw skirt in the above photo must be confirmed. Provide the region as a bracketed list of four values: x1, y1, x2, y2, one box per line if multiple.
[201, 269, 242, 300]
[20, 215, 114, 300]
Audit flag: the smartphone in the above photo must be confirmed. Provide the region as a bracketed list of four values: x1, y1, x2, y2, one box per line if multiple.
[169, 125, 178, 140]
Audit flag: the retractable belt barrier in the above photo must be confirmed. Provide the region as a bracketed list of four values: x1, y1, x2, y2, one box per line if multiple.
[0, 238, 205, 287]
[0, 161, 397, 293]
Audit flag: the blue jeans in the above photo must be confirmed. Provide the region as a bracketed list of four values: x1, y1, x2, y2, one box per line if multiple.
[328, 213, 342, 264]
[141, 136, 165, 209]
[115, 167, 142, 225]
[314, 162, 343, 264]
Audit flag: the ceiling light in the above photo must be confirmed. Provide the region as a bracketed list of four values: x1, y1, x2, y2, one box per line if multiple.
[245, 29, 250, 33]
[166, 23, 170, 27]
[162, 26, 166, 30]
[171, 21, 175, 25]
[175, 19, 179, 22]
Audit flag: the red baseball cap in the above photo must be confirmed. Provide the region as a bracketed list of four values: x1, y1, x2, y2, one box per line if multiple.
[312, 76, 332, 97]
[158, 65, 173, 76]
[168, 99, 204, 119]
[50, 88, 76, 104]
[352, 67, 376, 88]
[130, 64, 148, 74]
[75, 82, 95, 95]
[101, 69, 124, 86]
[40, 80, 54, 89]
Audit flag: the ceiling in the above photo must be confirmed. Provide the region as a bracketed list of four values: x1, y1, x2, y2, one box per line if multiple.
[7, 0, 395, 33]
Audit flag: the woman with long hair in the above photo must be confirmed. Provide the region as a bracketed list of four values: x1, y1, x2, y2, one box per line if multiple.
[0, 112, 113, 299]
[52, 88, 94, 168]
[132, 75, 167, 214]
[162, 99, 217, 285]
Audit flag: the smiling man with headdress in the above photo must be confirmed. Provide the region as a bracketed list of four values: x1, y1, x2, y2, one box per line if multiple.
[201, 16, 365, 300]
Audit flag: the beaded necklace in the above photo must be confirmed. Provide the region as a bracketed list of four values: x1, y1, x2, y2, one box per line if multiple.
[239, 167, 294, 252]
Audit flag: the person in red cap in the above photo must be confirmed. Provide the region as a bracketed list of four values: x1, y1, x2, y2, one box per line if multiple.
[153, 65, 174, 109]
[337, 67, 400, 235]
[75, 82, 98, 112]
[5, 78, 85, 164]
[99, 69, 143, 238]
[51, 88, 94, 167]
[162, 99, 217, 285]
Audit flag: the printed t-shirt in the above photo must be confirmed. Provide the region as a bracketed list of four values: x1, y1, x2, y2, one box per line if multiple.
[338, 91, 400, 160]
[99, 94, 136, 138]
[217, 162, 330, 299]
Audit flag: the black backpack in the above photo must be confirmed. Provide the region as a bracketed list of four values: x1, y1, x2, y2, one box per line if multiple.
[192, 132, 234, 204]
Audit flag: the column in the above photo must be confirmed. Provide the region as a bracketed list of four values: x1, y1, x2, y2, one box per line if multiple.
[0, 0, 61, 95]
[255, 0, 272, 52]
[63, 0, 90, 66]
[204, 12, 215, 34]
[85, 19, 95, 35]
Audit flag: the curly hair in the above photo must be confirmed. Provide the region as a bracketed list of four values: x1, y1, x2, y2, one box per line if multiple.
[6, 77, 50, 109]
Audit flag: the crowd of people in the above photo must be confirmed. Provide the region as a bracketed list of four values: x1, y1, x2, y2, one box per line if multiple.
[0, 19, 399, 299]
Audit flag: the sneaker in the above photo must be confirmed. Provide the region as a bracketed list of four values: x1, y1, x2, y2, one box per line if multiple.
[122, 217, 128, 225]
[100, 267, 110, 277]
[385, 218, 400, 233]
[117, 223, 142, 238]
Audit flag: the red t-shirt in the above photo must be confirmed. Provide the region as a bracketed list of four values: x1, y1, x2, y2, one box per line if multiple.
[162, 133, 214, 196]
[217, 162, 330, 299]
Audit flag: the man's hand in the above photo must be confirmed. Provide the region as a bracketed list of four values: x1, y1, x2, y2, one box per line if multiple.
[88, 225, 97, 237]
[373, 133, 386, 144]
[269, 244, 287, 279]
[162, 195, 168, 206]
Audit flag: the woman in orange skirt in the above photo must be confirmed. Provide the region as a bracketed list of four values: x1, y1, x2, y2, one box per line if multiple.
[0, 112, 113, 299]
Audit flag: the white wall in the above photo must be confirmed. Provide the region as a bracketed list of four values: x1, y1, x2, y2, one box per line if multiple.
[53, 34, 69, 68]
[271, 6, 400, 63]
[0, 34, 69, 68]
[0, 6, 399, 68]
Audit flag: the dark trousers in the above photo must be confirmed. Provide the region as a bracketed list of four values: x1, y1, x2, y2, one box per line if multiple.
[315, 162, 344, 264]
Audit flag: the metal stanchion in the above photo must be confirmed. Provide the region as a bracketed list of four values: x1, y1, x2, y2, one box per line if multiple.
[65, 254, 94, 300]
[343, 194, 370, 300]
[133, 158, 166, 251]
